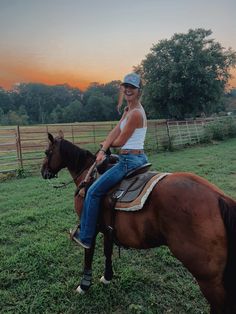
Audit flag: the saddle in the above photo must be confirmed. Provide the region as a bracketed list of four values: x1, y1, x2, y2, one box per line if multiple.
[112, 169, 169, 211]
[98, 157, 169, 211]
[78, 158, 169, 211]
[113, 165, 155, 201]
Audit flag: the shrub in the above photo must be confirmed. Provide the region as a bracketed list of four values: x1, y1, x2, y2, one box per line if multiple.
[203, 117, 236, 141]
[16, 167, 31, 178]
[225, 117, 236, 137]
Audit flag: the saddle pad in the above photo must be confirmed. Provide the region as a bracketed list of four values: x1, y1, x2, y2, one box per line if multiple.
[113, 171, 158, 202]
[115, 172, 170, 211]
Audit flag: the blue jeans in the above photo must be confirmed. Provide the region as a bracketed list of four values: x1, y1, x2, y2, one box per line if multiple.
[79, 153, 148, 245]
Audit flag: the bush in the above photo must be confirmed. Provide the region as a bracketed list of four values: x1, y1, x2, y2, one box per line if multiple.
[225, 117, 236, 137]
[203, 117, 236, 141]
[16, 167, 31, 178]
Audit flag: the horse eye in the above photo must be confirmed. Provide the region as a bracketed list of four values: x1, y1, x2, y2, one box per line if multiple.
[45, 149, 52, 157]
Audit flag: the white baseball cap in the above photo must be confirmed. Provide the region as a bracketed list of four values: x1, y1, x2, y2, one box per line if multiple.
[121, 73, 141, 88]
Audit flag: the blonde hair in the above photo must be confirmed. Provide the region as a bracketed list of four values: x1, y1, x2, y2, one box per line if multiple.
[117, 85, 125, 114]
[117, 80, 143, 114]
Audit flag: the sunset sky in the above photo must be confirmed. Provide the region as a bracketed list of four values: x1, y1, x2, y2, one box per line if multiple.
[0, 0, 236, 91]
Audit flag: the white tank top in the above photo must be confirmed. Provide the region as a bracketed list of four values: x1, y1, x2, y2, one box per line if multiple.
[119, 107, 147, 150]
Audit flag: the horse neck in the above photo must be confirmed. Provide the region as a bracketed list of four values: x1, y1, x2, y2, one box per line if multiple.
[60, 139, 95, 183]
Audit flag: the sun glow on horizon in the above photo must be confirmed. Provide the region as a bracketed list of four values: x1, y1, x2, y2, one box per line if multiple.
[0, 47, 236, 91]
[0, 50, 130, 91]
[1, 65, 236, 92]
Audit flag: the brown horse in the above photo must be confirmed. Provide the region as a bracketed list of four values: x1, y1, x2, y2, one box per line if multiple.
[41, 133, 236, 314]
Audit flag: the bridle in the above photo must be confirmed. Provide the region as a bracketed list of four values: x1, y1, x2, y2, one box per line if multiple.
[53, 161, 97, 190]
[44, 139, 98, 190]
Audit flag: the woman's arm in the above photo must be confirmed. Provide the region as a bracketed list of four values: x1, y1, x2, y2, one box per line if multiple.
[96, 109, 127, 163]
[101, 108, 128, 151]
[111, 110, 143, 147]
[101, 123, 121, 151]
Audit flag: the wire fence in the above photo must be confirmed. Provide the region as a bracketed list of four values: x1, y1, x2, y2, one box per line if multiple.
[0, 117, 233, 173]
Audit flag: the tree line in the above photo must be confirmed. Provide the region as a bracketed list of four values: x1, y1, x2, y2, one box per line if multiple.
[0, 81, 121, 125]
[1, 28, 236, 125]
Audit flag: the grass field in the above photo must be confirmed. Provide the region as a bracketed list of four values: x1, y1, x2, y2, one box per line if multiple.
[1, 138, 236, 314]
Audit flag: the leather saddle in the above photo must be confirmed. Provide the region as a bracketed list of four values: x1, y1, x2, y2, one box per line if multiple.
[78, 155, 169, 211]
[97, 153, 154, 203]
[112, 163, 155, 202]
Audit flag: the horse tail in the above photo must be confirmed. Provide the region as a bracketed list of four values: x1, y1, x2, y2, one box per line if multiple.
[219, 196, 236, 305]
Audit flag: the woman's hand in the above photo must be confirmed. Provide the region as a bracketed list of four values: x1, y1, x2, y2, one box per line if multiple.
[96, 150, 106, 164]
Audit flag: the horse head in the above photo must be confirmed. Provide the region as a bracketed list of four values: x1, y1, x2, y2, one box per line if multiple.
[41, 132, 66, 179]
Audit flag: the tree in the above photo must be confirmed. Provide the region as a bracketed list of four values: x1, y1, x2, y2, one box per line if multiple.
[18, 105, 29, 125]
[82, 82, 120, 121]
[85, 94, 111, 121]
[11, 83, 82, 124]
[0, 80, 121, 124]
[139, 29, 236, 119]
[0, 107, 5, 125]
[50, 104, 65, 123]
[63, 100, 84, 122]
[0, 87, 14, 113]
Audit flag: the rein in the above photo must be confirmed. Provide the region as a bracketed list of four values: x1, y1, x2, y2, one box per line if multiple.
[52, 178, 77, 189]
[52, 161, 96, 189]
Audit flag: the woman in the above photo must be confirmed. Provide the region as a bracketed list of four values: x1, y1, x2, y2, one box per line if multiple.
[72, 72, 148, 249]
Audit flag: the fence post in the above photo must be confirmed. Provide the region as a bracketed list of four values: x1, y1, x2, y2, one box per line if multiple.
[176, 121, 183, 145]
[92, 124, 96, 150]
[71, 125, 75, 143]
[154, 121, 159, 151]
[15, 126, 20, 161]
[16, 125, 23, 169]
[186, 121, 191, 143]
[194, 121, 200, 142]
[166, 120, 171, 149]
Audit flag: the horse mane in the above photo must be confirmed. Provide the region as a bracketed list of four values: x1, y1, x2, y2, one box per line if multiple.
[59, 139, 95, 173]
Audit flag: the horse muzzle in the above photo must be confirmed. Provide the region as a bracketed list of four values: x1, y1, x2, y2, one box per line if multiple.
[41, 168, 57, 179]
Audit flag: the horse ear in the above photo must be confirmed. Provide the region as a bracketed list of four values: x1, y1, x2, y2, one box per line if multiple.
[48, 133, 54, 143]
[58, 130, 64, 139]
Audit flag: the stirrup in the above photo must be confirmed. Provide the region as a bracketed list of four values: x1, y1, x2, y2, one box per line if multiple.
[106, 225, 114, 234]
[69, 223, 80, 240]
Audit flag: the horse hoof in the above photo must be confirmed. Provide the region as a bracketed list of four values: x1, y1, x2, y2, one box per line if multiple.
[100, 276, 111, 285]
[76, 285, 85, 294]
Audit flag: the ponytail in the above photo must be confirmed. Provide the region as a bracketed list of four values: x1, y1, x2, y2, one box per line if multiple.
[117, 85, 125, 114]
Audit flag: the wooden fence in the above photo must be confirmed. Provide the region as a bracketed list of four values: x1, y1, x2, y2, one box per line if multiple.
[0, 117, 232, 173]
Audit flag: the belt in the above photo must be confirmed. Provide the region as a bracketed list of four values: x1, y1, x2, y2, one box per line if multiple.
[120, 149, 144, 155]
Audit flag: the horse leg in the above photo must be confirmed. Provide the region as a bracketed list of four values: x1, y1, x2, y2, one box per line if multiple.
[100, 231, 114, 285]
[196, 278, 229, 314]
[76, 238, 96, 294]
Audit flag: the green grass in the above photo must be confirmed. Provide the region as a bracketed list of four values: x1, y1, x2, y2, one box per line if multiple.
[1, 138, 236, 314]
[149, 138, 236, 199]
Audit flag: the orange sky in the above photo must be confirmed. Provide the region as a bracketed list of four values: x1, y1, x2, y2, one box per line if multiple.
[0, 59, 91, 91]
[0, 48, 132, 91]
[1, 52, 235, 91]
[0, 0, 235, 91]
[0, 51, 109, 91]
